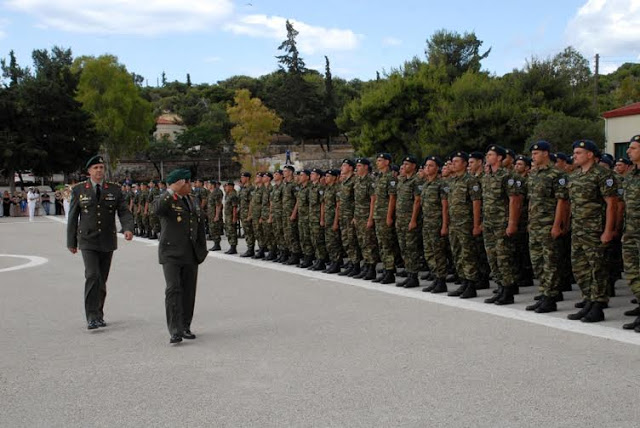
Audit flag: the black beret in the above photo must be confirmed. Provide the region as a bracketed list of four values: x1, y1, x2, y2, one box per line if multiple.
[402, 155, 418, 165]
[505, 148, 516, 159]
[264, 172, 273, 179]
[256, 172, 264, 177]
[283, 165, 295, 172]
[450, 151, 469, 161]
[226, 181, 235, 186]
[326, 169, 340, 177]
[471, 150, 486, 160]
[342, 159, 355, 167]
[300, 169, 311, 176]
[529, 141, 551, 152]
[630, 135, 640, 143]
[556, 152, 569, 162]
[616, 157, 632, 165]
[311, 168, 324, 176]
[166, 168, 191, 184]
[390, 164, 399, 172]
[567, 156, 573, 165]
[356, 157, 371, 166]
[485, 145, 506, 158]
[152, 180, 159, 185]
[549, 153, 557, 163]
[85, 155, 105, 170]
[600, 153, 614, 167]
[160, 181, 166, 185]
[274, 169, 283, 175]
[424, 155, 443, 167]
[572, 139, 599, 153]
[515, 155, 532, 167]
[241, 172, 252, 178]
[377, 153, 392, 161]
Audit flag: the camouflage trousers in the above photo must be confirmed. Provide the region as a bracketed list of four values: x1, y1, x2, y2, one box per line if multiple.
[483, 222, 517, 287]
[209, 217, 223, 243]
[309, 216, 327, 260]
[422, 224, 448, 279]
[135, 212, 144, 232]
[355, 218, 379, 264]
[241, 214, 255, 249]
[225, 221, 238, 246]
[375, 220, 396, 270]
[324, 222, 342, 262]
[283, 212, 300, 254]
[475, 234, 491, 281]
[514, 228, 533, 286]
[261, 217, 273, 251]
[558, 233, 573, 285]
[150, 213, 160, 234]
[297, 214, 314, 257]
[340, 217, 361, 263]
[252, 214, 264, 249]
[623, 228, 640, 300]
[571, 231, 608, 303]
[528, 225, 562, 297]
[448, 224, 479, 282]
[396, 217, 421, 274]
[142, 214, 150, 233]
[271, 215, 284, 252]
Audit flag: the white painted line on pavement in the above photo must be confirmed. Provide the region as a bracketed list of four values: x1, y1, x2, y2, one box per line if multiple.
[0, 254, 48, 273]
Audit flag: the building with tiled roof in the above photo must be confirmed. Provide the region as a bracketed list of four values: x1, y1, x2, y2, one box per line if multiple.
[604, 102, 640, 158]
[153, 113, 185, 142]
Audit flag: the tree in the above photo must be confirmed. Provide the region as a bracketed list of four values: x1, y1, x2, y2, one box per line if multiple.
[276, 20, 306, 74]
[527, 112, 604, 153]
[73, 55, 154, 174]
[322, 56, 339, 151]
[425, 29, 491, 81]
[227, 89, 282, 172]
[161, 71, 167, 87]
[186, 73, 192, 88]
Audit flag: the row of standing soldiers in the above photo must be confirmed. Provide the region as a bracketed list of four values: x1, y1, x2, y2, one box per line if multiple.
[223, 136, 640, 331]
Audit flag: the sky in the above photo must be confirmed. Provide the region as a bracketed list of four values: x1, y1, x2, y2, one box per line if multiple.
[0, 0, 639, 85]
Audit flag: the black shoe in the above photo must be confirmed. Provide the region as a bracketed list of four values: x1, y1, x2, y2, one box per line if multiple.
[535, 297, 557, 313]
[431, 278, 448, 294]
[338, 265, 353, 276]
[526, 298, 543, 311]
[533, 294, 544, 301]
[420, 272, 434, 281]
[485, 286, 503, 304]
[554, 292, 564, 302]
[170, 334, 183, 344]
[460, 281, 477, 298]
[225, 245, 237, 255]
[87, 320, 99, 330]
[495, 286, 515, 305]
[299, 257, 313, 269]
[240, 249, 255, 258]
[403, 272, 420, 288]
[308, 259, 321, 270]
[348, 264, 362, 277]
[285, 254, 301, 265]
[476, 278, 490, 290]
[97, 319, 107, 328]
[253, 248, 265, 259]
[326, 262, 341, 274]
[581, 302, 605, 323]
[624, 306, 640, 317]
[265, 251, 278, 261]
[396, 275, 410, 287]
[353, 264, 368, 279]
[448, 281, 468, 297]
[364, 264, 377, 280]
[312, 260, 327, 271]
[372, 269, 386, 283]
[182, 330, 196, 339]
[380, 270, 396, 284]
[568, 301, 593, 320]
[148, 233, 158, 240]
[632, 298, 638, 304]
[574, 299, 589, 308]
[623, 316, 640, 330]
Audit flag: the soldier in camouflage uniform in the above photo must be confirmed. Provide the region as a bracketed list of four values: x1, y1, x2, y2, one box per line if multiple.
[270, 170, 285, 262]
[480, 145, 524, 306]
[353, 158, 379, 280]
[249, 173, 266, 259]
[138, 182, 149, 237]
[260, 173, 276, 260]
[282, 165, 301, 265]
[207, 180, 224, 251]
[337, 159, 362, 277]
[394, 156, 422, 288]
[513, 155, 534, 288]
[622, 136, 640, 332]
[566, 139, 618, 323]
[294, 170, 314, 268]
[468, 151, 491, 289]
[372, 153, 399, 284]
[223, 181, 239, 254]
[419, 156, 450, 293]
[308, 168, 328, 270]
[147, 181, 161, 239]
[322, 169, 343, 274]
[445, 151, 483, 298]
[523, 142, 569, 313]
[239, 172, 255, 257]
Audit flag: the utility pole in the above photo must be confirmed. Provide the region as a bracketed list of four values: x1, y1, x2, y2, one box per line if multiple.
[594, 53, 600, 112]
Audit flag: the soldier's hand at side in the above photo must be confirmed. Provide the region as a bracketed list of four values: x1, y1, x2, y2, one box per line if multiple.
[601, 230, 615, 244]
[550, 225, 563, 239]
[332, 222, 339, 232]
[386, 217, 393, 227]
[290, 214, 296, 221]
[68, 247, 77, 254]
[440, 226, 448, 237]
[367, 219, 374, 229]
[124, 231, 133, 241]
[409, 219, 417, 231]
[472, 225, 482, 237]
[506, 223, 517, 237]
[320, 220, 325, 227]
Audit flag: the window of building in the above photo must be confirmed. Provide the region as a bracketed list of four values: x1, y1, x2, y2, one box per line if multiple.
[615, 142, 630, 159]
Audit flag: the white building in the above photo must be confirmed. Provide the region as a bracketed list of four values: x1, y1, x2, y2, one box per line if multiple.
[603, 102, 640, 159]
[153, 113, 185, 142]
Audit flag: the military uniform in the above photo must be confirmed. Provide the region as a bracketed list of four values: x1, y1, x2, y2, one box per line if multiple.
[420, 172, 449, 285]
[67, 178, 134, 327]
[270, 179, 285, 260]
[322, 174, 342, 268]
[207, 185, 224, 248]
[395, 167, 422, 285]
[224, 187, 239, 249]
[309, 178, 328, 266]
[250, 181, 265, 256]
[282, 176, 301, 262]
[353, 170, 379, 277]
[148, 185, 161, 238]
[296, 179, 314, 265]
[239, 181, 255, 255]
[623, 165, 640, 313]
[260, 180, 275, 258]
[374, 168, 398, 274]
[338, 172, 361, 274]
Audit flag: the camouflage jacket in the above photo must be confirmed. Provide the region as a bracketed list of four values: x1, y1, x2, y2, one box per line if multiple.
[338, 174, 356, 219]
[238, 184, 253, 217]
[568, 164, 617, 233]
[224, 189, 238, 221]
[282, 180, 297, 216]
[623, 166, 640, 233]
[323, 183, 338, 225]
[527, 164, 568, 229]
[396, 173, 421, 221]
[373, 170, 397, 221]
[297, 183, 310, 217]
[420, 176, 447, 227]
[260, 185, 271, 220]
[445, 172, 482, 227]
[309, 182, 324, 221]
[270, 182, 284, 217]
[481, 166, 523, 226]
[354, 174, 374, 219]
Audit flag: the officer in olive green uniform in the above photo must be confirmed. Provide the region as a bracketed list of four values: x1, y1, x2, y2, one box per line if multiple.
[67, 155, 134, 330]
[155, 168, 208, 344]
[566, 140, 618, 323]
[337, 159, 362, 277]
[282, 165, 301, 265]
[395, 156, 422, 288]
[309, 168, 328, 270]
[239, 172, 255, 257]
[207, 180, 224, 251]
[223, 181, 239, 254]
[373, 153, 399, 284]
[622, 135, 640, 332]
[322, 169, 343, 274]
[353, 158, 379, 280]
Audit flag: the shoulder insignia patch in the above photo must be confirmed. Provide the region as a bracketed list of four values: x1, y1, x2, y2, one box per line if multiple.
[559, 178, 566, 186]
[472, 185, 479, 192]
[390, 181, 396, 187]
[606, 178, 614, 187]
[508, 178, 515, 186]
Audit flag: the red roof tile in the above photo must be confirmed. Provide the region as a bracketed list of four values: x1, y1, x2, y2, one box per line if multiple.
[603, 102, 640, 119]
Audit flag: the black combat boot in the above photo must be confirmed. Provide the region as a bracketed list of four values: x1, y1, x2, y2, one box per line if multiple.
[209, 242, 222, 251]
[494, 286, 515, 305]
[372, 269, 386, 283]
[574, 298, 589, 308]
[364, 264, 377, 280]
[240, 248, 254, 258]
[149, 232, 158, 240]
[430, 278, 448, 294]
[476, 277, 490, 290]
[338, 262, 353, 276]
[403, 272, 420, 288]
[581, 302, 605, 323]
[446, 273, 459, 284]
[253, 248, 265, 259]
[485, 286, 504, 304]
[568, 301, 593, 320]
[275, 250, 287, 263]
[308, 259, 320, 270]
[448, 280, 468, 297]
[380, 270, 396, 284]
[353, 263, 369, 279]
[396, 274, 410, 287]
[348, 263, 362, 277]
[534, 297, 557, 313]
[422, 279, 437, 292]
[460, 281, 477, 298]
[265, 250, 278, 261]
[526, 298, 543, 311]
[623, 316, 640, 330]
[298, 256, 313, 269]
[312, 259, 327, 271]
[224, 245, 237, 255]
[326, 262, 341, 274]
[285, 253, 300, 265]
[624, 306, 640, 317]
[420, 272, 433, 281]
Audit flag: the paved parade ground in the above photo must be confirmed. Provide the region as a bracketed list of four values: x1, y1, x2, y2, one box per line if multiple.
[2, 215, 640, 427]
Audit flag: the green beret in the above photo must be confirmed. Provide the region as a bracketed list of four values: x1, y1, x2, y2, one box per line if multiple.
[166, 168, 191, 184]
[85, 155, 105, 170]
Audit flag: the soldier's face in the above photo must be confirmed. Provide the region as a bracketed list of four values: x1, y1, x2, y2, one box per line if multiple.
[376, 158, 389, 171]
[88, 164, 105, 182]
[341, 163, 353, 175]
[615, 163, 629, 175]
[572, 148, 592, 167]
[469, 158, 482, 171]
[425, 161, 439, 177]
[451, 158, 467, 174]
[403, 161, 416, 175]
[531, 150, 547, 167]
[502, 156, 514, 168]
[514, 160, 527, 174]
[325, 175, 336, 185]
[283, 169, 292, 179]
[310, 172, 320, 182]
[627, 142, 640, 164]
